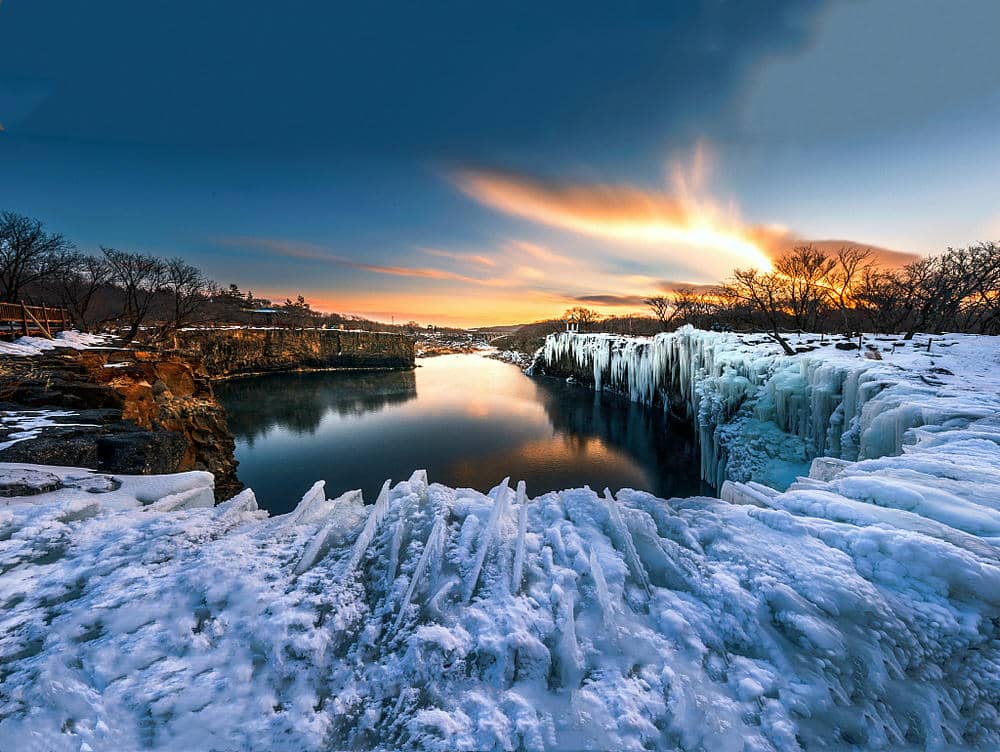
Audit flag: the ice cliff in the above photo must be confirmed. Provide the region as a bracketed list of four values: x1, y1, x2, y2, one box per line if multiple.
[542, 328, 1000, 490]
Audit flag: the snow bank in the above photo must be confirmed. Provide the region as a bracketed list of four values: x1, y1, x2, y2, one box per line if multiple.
[0, 330, 110, 357]
[543, 328, 1000, 489]
[1, 455, 998, 750]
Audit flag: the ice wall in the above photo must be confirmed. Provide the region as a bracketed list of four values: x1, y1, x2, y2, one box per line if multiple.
[542, 328, 999, 489]
[1, 461, 997, 750]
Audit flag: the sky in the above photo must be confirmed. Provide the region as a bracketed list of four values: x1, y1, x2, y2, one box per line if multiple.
[1, 0, 999, 327]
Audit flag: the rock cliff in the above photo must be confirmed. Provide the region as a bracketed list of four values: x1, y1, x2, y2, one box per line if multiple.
[173, 328, 414, 378]
[0, 347, 241, 498]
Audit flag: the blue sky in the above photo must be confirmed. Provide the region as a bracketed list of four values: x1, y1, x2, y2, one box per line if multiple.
[1, 0, 998, 325]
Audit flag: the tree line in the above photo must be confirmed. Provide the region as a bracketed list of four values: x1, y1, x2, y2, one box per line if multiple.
[0, 211, 406, 341]
[565, 242, 1000, 354]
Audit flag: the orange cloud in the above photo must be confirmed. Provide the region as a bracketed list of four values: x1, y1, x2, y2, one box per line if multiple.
[271, 288, 571, 328]
[453, 153, 919, 279]
[454, 166, 776, 274]
[506, 240, 574, 266]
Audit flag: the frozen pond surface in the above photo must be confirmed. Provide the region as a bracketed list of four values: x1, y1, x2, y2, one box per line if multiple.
[216, 353, 710, 513]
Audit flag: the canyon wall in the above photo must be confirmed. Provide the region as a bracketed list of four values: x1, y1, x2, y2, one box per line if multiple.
[0, 347, 241, 498]
[174, 328, 415, 379]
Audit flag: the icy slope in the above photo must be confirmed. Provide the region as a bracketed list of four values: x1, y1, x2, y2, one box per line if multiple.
[1, 459, 998, 751]
[542, 329, 1000, 489]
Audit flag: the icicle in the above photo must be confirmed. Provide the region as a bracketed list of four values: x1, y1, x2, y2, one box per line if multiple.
[294, 520, 337, 574]
[557, 588, 583, 689]
[345, 479, 391, 573]
[387, 519, 404, 583]
[213, 488, 258, 526]
[588, 547, 614, 629]
[394, 513, 448, 632]
[511, 482, 528, 594]
[283, 480, 327, 527]
[407, 469, 428, 495]
[604, 488, 651, 597]
[464, 477, 510, 603]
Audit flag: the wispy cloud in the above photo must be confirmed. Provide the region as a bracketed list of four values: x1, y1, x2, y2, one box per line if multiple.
[422, 247, 497, 267]
[452, 147, 920, 279]
[217, 236, 504, 285]
[453, 151, 777, 276]
[506, 240, 573, 266]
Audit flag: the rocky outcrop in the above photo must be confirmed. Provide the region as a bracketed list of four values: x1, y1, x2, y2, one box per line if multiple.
[173, 328, 414, 379]
[0, 347, 241, 498]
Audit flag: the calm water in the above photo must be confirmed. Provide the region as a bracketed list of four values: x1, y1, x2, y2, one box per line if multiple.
[216, 354, 711, 513]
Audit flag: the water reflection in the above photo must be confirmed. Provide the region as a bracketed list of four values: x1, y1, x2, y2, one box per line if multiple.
[217, 370, 417, 444]
[531, 377, 710, 500]
[216, 355, 709, 514]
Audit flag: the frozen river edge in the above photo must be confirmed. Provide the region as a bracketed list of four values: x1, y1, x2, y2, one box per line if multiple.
[2, 327, 999, 750]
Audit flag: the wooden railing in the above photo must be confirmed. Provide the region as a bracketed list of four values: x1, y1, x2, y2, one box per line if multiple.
[0, 302, 72, 340]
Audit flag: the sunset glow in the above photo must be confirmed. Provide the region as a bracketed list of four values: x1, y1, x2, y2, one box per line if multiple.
[2, 1, 995, 327]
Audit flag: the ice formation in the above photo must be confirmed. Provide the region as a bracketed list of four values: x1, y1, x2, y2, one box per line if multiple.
[542, 327, 1000, 490]
[2, 329, 1000, 750]
[2, 442, 999, 750]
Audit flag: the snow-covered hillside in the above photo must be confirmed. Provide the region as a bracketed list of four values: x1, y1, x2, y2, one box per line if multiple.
[2, 328, 999, 750]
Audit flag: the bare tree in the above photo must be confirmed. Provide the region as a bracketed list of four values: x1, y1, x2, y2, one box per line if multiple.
[853, 266, 909, 334]
[720, 268, 795, 354]
[900, 249, 979, 338]
[644, 295, 674, 330]
[0, 211, 73, 302]
[645, 288, 717, 331]
[563, 306, 601, 332]
[965, 242, 1000, 333]
[774, 246, 836, 332]
[161, 258, 210, 334]
[824, 247, 872, 334]
[103, 248, 167, 342]
[50, 251, 111, 331]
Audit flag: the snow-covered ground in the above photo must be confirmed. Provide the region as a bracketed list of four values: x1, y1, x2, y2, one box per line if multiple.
[1, 327, 999, 750]
[0, 410, 99, 451]
[0, 330, 110, 357]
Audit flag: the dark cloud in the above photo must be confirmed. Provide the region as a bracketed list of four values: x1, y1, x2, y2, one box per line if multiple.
[573, 294, 649, 307]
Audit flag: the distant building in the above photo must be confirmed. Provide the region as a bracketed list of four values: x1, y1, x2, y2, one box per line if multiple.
[564, 314, 580, 333]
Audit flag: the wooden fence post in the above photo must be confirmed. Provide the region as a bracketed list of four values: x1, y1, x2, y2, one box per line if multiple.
[20, 303, 29, 337]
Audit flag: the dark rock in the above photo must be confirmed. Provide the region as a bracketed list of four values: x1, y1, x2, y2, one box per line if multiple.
[0, 425, 103, 468]
[0, 468, 62, 497]
[834, 342, 859, 351]
[96, 430, 188, 475]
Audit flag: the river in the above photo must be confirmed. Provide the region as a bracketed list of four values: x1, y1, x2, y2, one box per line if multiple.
[215, 353, 710, 513]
